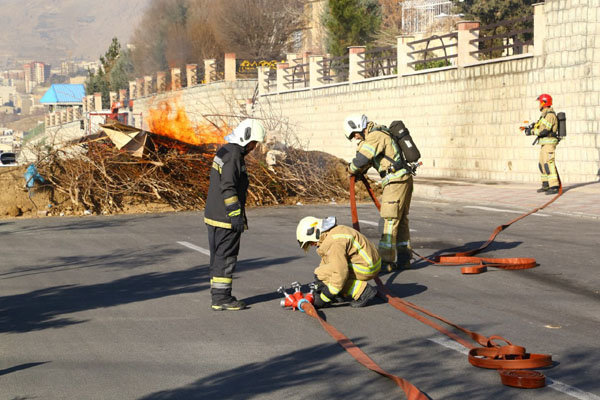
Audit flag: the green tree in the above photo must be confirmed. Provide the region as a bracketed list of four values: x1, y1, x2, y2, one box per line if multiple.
[452, 0, 535, 58]
[323, 0, 381, 57]
[453, 0, 535, 26]
[85, 37, 133, 108]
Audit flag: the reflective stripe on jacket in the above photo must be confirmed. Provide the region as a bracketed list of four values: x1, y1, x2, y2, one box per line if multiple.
[533, 107, 559, 145]
[314, 225, 381, 296]
[349, 125, 408, 186]
[204, 143, 249, 229]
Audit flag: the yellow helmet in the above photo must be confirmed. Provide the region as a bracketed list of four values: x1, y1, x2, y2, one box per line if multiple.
[296, 216, 337, 250]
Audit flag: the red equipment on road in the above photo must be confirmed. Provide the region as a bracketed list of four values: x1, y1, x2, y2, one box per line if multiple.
[277, 282, 315, 311]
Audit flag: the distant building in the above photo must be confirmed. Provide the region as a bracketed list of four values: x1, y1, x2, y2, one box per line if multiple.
[402, 0, 454, 33]
[0, 85, 17, 106]
[0, 128, 18, 153]
[39, 83, 85, 112]
[23, 61, 51, 93]
[302, 0, 327, 54]
[0, 105, 15, 114]
[61, 61, 76, 76]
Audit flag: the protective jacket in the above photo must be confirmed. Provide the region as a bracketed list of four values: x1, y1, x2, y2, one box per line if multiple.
[314, 225, 381, 301]
[348, 123, 409, 187]
[533, 107, 559, 145]
[204, 143, 249, 229]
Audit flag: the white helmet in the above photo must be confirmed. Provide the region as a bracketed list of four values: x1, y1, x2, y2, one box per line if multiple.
[296, 216, 337, 250]
[343, 114, 368, 140]
[225, 118, 266, 146]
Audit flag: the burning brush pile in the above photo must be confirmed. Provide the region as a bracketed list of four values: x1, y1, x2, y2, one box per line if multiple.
[34, 101, 357, 215]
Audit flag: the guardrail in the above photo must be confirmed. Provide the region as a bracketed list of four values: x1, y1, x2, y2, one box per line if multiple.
[265, 68, 277, 92]
[358, 46, 397, 78]
[407, 32, 457, 70]
[471, 15, 534, 59]
[210, 59, 225, 82]
[284, 61, 310, 89]
[317, 55, 350, 84]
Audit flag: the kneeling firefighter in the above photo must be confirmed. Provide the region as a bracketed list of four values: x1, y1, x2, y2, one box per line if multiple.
[296, 216, 381, 308]
[344, 115, 415, 272]
[204, 118, 266, 311]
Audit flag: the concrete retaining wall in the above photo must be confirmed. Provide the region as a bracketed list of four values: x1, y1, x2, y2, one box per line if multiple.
[130, 0, 600, 184]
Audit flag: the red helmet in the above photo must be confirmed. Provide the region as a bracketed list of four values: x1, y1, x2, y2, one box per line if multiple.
[537, 93, 552, 108]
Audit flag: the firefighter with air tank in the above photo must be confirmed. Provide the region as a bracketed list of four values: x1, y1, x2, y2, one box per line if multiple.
[522, 94, 563, 195]
[344, 115, 418, 272]
[204, 118, 266, 311]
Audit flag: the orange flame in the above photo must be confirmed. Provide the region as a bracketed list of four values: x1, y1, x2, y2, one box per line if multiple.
[146, 99, 227, 146]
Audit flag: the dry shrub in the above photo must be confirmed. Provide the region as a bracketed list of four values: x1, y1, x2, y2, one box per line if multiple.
[32, 141, 374, 215]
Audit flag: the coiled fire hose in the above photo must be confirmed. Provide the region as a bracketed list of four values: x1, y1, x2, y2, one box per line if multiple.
[349, 174, 558, 390]
[414, 176, 562, 274]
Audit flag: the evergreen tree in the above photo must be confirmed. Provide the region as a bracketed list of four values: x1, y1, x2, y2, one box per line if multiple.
[85, 37, 133, 108]
[452, 0, 535, 58]
[324, 0, 381, 57]
[452, 0, 535, 26]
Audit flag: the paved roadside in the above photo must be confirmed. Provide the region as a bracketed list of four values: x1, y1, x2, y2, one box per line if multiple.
[411, 177, 600, 219]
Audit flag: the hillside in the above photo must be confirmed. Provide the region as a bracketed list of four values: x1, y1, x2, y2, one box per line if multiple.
[0, 0, 151, 66]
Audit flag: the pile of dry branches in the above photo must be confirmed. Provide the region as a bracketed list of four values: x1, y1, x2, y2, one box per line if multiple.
[34, 142, 354, 214]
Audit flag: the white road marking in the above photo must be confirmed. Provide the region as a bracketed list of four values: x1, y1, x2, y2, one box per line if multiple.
[546, 379, 600, 400]
[177, 241, 210, 256]
[359, 220, 378, 226]
[428, 337, 600, 400]
[428, 337, 469, 355]
[359, 220, 416, 232]
[464, 205, 549, 217]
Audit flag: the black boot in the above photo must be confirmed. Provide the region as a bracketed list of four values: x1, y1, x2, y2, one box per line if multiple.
[350, 285, 377, 308]
[545, 186, 559, 195]
[537, 183, 549, 193]
[396, 247, 412, 270]
[212, 296, 246, 311]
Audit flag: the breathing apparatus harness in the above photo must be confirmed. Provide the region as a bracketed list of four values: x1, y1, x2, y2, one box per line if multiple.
[374, 121, 422, 177]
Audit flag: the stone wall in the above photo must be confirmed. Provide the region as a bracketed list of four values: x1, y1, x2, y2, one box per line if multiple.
[253, 0, 600, 184]
[129, 0, 600, 184]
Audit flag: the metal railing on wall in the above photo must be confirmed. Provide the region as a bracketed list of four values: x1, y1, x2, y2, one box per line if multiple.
[407, 32, 457, 70]
[266, 68, 277, 92]
[284, 61, 310, 89]
[317, 55, 350, 84]
[471, 15, 534, 59]
[210, 59, 225, 82]
[358, 46, 398, 78]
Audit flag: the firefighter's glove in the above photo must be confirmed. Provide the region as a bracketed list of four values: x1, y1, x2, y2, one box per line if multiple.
[524, 126, 533, 136]
[312, 293, 330, 309]
[226, 203, 244, 233]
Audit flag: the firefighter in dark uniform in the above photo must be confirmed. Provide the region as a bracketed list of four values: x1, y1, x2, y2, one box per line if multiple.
[204, 118, 266, 310]
[344, 114, 413, 272]
[527, 94, 560, 194]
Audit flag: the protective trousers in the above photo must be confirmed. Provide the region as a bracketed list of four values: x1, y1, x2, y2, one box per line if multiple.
[317, 268, 378, 301]
[538, 144, 559, 188]
[207, 225, 242, 304]
[378, 176, 413, 265]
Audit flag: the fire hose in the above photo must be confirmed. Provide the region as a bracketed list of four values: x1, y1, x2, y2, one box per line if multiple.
[280, 175, 560, 397]
[279, 283, 429, 399]
[349, 174, 558, 389]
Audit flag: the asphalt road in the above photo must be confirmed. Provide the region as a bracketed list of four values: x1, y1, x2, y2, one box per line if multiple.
[1, 198, 599, 400]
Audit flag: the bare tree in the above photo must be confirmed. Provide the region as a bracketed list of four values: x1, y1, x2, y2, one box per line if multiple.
[210, 0, 306, 59]
[129, 0, 306, 77]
